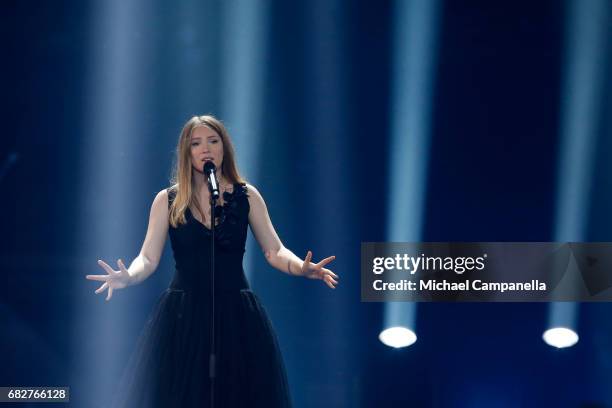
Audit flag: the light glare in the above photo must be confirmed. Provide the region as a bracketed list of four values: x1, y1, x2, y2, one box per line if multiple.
[542, 327, 579, 349]
[379, 327, 417, 348]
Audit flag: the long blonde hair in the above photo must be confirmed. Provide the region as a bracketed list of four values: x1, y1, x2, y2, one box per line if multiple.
[169, 115, 245, 227]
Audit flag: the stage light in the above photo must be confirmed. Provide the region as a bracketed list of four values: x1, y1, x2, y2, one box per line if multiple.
[382, 0, 441, 347]
[542, 327, 579, 349]
[379, 326, 418, 349]
[546, 0, 608, 351]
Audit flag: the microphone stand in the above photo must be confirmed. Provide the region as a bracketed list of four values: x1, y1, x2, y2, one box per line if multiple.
[209, 187, 217, 408]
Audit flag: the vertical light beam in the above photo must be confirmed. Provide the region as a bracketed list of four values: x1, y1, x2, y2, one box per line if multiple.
[73, 1, 151, 405]
[219, 0, 269, 281]
[383, 0, 441, 348]
[547, 0, 609, 349]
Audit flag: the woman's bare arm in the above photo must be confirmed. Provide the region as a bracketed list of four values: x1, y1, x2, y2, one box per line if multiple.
[86, 189, 169, 300]
[128, 189, 169, 285]
[247, 184, 338, 288]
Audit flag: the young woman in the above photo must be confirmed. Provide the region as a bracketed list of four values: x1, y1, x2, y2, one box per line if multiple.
[86, 115, 338, 407]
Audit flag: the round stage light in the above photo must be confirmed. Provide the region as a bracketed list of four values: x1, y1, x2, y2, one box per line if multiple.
[542, 327, 579, 349]
[379, 326, 417, 348]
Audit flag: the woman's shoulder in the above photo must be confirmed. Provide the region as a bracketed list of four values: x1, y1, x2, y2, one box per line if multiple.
[234, 181, 249, 194]
[164, 184, 178, 195]
[154, 185, 175, 208]
[142, 188, 171, 216]
[243, 183, 266, 204]
[223, 182, 249, 204]
[242, 182, 258, 196]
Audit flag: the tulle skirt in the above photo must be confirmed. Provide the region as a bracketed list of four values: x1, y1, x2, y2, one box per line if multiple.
[110, 287, 292, 408]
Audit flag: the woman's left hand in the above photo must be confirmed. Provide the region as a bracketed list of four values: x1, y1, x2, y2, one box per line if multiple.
[301, 251, 339, 289]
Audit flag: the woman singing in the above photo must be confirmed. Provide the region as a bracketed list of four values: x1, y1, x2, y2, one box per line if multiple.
[85, 115, 338, 407]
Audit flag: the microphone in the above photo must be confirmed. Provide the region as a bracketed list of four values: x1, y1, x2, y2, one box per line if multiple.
[203, 161, 220, 200]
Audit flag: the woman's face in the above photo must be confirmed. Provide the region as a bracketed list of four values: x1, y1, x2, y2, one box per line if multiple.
[190, 126, 224, 174]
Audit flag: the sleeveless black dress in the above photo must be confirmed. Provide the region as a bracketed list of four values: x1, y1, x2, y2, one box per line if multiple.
[111, 183, 292, 407]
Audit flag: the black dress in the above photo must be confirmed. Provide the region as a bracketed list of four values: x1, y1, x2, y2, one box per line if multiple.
[111, 183, 292, 407]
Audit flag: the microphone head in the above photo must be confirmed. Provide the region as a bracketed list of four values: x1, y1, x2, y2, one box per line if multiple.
[203, 161, 216, 173]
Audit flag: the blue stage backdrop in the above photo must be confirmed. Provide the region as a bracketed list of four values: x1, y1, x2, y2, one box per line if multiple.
[1, 0, 611, 407]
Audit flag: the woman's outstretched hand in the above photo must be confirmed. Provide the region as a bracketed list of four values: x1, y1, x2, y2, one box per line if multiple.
[86, 259, 131, 301]
[301, 251, 339, 289]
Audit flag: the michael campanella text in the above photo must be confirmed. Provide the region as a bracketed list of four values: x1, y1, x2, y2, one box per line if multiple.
[373, 279, 547, 292]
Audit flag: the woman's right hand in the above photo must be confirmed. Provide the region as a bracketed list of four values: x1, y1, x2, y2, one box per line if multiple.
[86, 259, 132, 301]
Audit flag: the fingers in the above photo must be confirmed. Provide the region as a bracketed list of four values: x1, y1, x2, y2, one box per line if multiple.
[90, 259, 123, 301]
[323, 274, 336, 289]
[323, 272, 338, 285]
[316, 255, 336, 268]
[304, 250, 312, 265]
[320, 268, 338, 289]
[86, 274, 109, 282]
[97, 259, 115, 275]
[117, 259, 129, 274]
[300, 251, 340, 290]
[321, 267, 339, 280]
[318, 263, 339, 279]
[95, 282, 109, 294]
